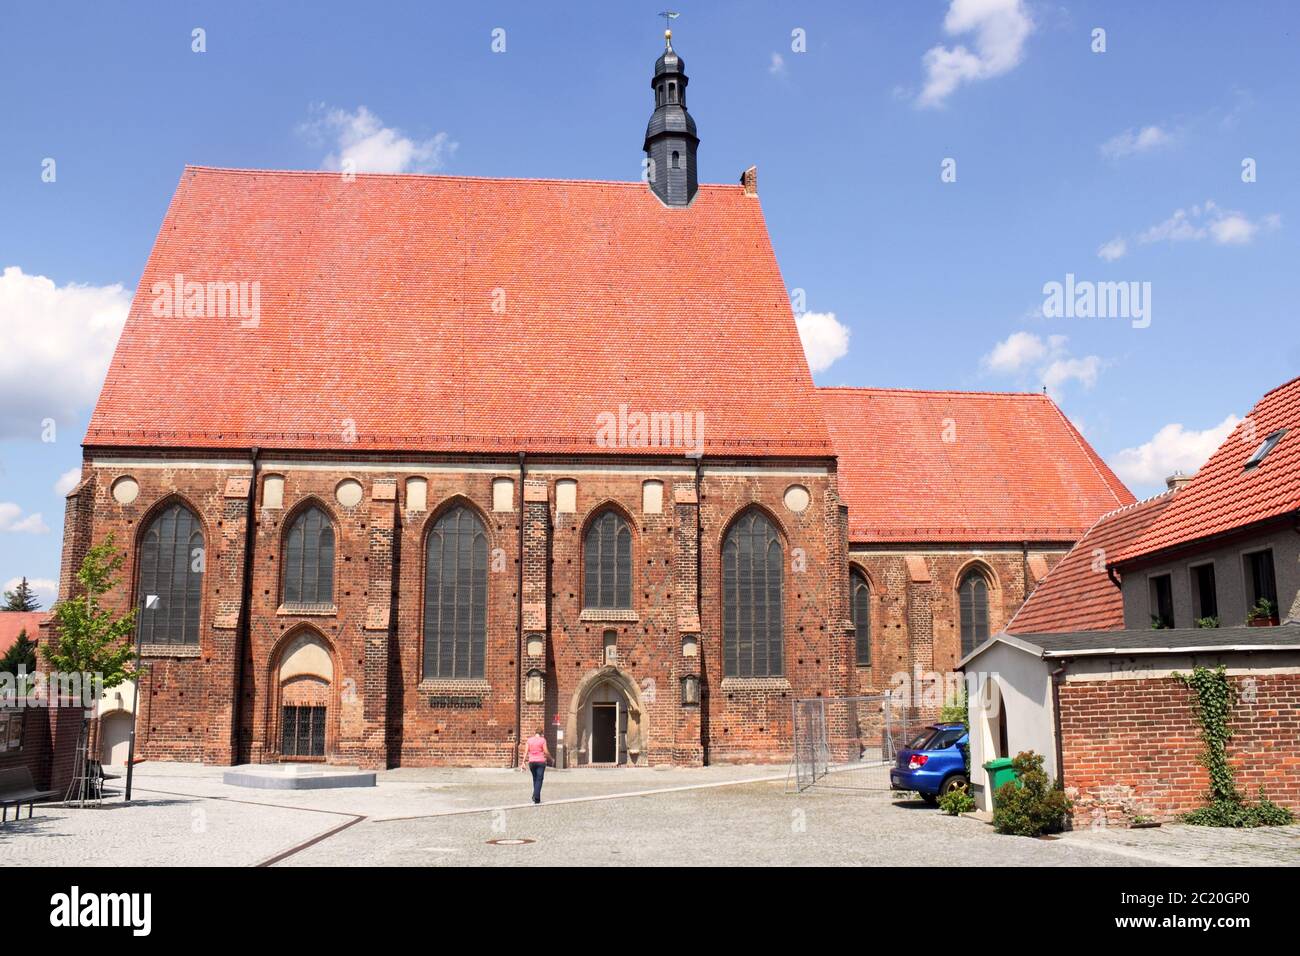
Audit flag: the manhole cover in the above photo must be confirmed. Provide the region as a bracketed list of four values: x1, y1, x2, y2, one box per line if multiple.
[486, 838, 536, 846]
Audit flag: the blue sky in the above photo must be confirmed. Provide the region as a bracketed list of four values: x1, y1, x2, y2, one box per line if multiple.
[2, 0, 1298, 605]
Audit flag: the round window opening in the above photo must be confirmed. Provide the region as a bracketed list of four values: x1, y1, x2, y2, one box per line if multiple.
[783, 484, 810, 513]
[335, 479, 363, 508]
[111, 476, 140, 505]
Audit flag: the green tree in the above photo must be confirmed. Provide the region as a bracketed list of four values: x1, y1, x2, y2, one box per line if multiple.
[44, 534, 138, 694]
[0, 628, 38, 678]
[3, 576, 41, 611]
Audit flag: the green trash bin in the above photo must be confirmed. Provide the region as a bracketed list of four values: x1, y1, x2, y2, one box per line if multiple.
[983, 757, 1018, 803]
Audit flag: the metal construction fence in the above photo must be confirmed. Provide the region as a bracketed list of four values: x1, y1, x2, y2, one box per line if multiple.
[788, 694, 932, 792]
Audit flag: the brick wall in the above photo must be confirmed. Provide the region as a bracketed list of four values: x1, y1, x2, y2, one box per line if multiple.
[849, 546, 1066, 701]
[0, 705, 85, 794]
[1060, 671, 1300, 827]
[70, 453, 851, 768]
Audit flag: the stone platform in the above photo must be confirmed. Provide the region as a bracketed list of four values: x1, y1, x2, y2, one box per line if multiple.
[222, 764, 377, 790]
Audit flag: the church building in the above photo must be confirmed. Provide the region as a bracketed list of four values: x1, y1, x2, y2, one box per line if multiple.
[53, 31, 1129, 770]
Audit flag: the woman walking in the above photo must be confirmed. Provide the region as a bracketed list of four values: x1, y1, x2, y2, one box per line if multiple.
[524, 726, 551, 804]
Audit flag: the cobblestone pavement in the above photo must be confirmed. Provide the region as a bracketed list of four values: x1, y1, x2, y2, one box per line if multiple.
[281, 782, 1147, 867]
[1, 762, 1295, 866]
[1058, 819, 1300, 867]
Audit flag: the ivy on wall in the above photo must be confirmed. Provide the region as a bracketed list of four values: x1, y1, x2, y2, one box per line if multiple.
[1175, 665, 1293, 827]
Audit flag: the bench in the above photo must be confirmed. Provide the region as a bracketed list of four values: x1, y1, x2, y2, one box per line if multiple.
[0, 766, 58, 823]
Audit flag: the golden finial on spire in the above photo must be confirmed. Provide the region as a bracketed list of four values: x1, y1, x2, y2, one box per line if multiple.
[659, 11, 679, 48]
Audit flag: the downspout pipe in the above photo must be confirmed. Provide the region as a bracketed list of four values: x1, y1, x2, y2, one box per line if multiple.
[1050, 660, 1068, 791]
[514, 451, 526, 767]
[234, 446, 260, 762]
[693, 455, 702, 624]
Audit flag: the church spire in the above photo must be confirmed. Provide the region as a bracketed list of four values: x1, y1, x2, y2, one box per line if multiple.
[643, 22, 699, 206]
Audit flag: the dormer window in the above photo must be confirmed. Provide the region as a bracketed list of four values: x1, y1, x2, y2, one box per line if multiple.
[1245, 428, 1286, 469]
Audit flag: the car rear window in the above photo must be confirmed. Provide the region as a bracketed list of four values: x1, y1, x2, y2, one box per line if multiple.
[905, 729, 935, 750]
[927, 728, 965, 750]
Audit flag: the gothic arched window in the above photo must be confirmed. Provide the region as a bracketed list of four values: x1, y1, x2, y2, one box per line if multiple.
[283, 506, 335, 606]
[137, 502, 204, 646]
[722, 511, 784, 678]
[424, 506, 488, 679]
[584, 510, 633, 610]
[958, 569, 990, 656]
[672, 150, 680, 169]
[851, 569, 871, 666]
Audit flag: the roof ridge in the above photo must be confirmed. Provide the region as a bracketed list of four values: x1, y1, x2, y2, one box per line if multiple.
[182, 165, 745, 190]
[1259, 372, 1300, 400]
[1095, 487, 1176, 522]
[817, 385, 1048, 399]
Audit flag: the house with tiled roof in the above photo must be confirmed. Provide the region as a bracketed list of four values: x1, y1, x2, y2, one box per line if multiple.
[1108, 374, 1300, 630]
[818, 387, 1132, 695]
[53, 31, 1130, 772]
[957, 374, 1300, 825]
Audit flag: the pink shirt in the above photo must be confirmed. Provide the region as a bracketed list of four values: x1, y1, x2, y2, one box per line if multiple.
[526, 734, 547, 764]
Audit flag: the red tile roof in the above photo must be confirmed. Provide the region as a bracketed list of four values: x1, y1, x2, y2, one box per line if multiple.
[1117, 375, 1300, 563]
[0, 612, 46, 658]
[818, 387, 1133, 542]
[87, 167, 831, 458]
[1006, 492, 1176, 634]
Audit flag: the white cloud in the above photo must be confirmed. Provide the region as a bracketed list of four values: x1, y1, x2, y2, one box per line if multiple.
[1109, 415, 1239, 488]
[54, 468, 82, 496]
[1100, 125, 1171, 160]
[3, 576, 57, 607]
[982, 330, 1055, 373]
[769, 52, 786, 76]
[1042, 355, 1101, 394]
[0, 266, 130, 439]
[981, 332, 1101, 399]
[301, 105, 458, 174]
[795, 311, 851, 373]
[1138, 201, 1280, 247]
[0, 503, 50, 535]
[916, 0, 1033, 108]
[1097, 237, 1127, 261]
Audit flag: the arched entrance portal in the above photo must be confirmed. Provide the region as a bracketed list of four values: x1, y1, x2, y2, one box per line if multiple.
[272, 630, 335, 760]
[565, 666, 647, 766]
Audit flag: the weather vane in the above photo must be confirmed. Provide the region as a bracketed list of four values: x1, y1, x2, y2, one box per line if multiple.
[659, 10, 680, 33]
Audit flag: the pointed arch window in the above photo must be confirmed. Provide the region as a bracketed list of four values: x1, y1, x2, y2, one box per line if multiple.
[851, 569, 871, 666]
[424, 506, 488, 679]
[283, 506, 335, 606]
[722, 511, 784, 678]
[584, 510, 633, 610]
[137, 502, 204, 646]
[958, 569, 990, 657]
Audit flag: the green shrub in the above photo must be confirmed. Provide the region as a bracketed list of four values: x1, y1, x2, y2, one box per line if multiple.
[1194, 616, 1220, 629]
[939, 689, 968, 727]
[1183, 789, 1295, 828]
[938, 788, 975, 816]
[992, 751, 1072, 836]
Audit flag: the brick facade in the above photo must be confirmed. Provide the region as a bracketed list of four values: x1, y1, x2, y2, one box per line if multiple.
[849, 545, 1066, 699]
[1059, 671, 1300, 827]
[62, 453, 864, 769]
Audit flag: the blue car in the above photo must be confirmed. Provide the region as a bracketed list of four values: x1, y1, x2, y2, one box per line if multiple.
[890, 723, 969, 803]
